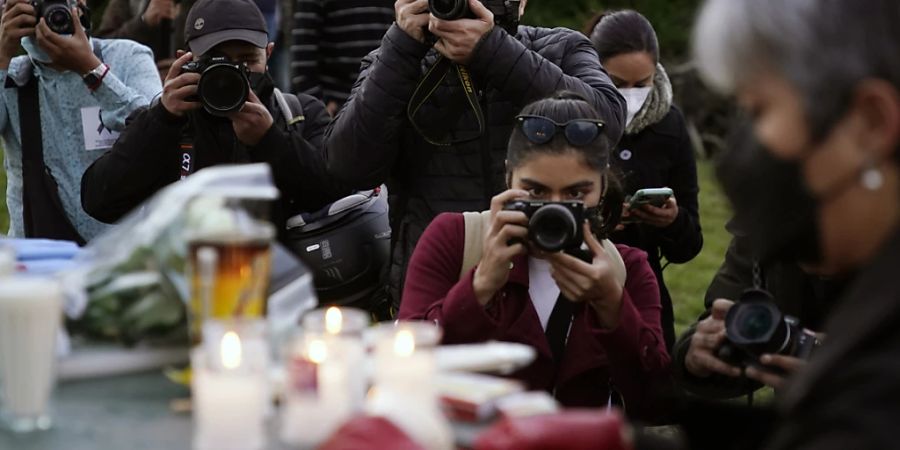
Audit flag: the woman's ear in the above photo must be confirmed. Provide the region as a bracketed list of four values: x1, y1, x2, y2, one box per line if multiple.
[853, 79, 900, 162]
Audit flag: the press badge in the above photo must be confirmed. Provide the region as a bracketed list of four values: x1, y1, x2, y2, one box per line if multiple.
[80, 106, 120, 151]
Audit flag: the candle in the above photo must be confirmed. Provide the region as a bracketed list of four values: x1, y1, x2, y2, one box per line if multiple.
[192, 319, 269, 450]
[366, 322, 453, 450]
[280, 307, 368, 448]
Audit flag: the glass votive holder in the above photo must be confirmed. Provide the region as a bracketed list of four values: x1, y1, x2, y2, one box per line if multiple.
[280, 307, 369, 448]
[192, 318, 269, 450]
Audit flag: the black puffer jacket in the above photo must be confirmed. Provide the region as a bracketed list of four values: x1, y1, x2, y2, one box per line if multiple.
[326, 24, 626, 307]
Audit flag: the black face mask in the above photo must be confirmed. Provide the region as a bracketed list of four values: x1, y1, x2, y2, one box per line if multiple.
[716, 126, 822, 265]
[248, 70, 275, 99]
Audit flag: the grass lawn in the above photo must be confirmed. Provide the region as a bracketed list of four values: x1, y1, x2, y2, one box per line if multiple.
[667, 159, 732, 335]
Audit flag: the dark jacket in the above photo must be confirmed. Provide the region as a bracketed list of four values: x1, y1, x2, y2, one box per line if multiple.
[80, 89, 349, 234]
[399, 213, 670, 420]
[95, 0, 195, 61]
[326, 24, 626, 308]
[611, 106, 702, 350]
[671, 232, 842, 400]
[763, 228, 900, 449]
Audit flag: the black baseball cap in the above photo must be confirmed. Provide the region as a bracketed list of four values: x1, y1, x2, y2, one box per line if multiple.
[184, 0, 269, 56]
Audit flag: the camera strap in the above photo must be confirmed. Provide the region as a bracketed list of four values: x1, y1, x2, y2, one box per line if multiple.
[407, 56, 485, 146]
[10, 40, 104, 244]
[545, 294, 575, 367]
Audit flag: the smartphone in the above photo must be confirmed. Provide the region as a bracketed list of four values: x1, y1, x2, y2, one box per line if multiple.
[627, 187, 674, 209]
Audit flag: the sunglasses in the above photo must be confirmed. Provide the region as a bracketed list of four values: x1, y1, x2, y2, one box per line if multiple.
[516, 115, 605, 147]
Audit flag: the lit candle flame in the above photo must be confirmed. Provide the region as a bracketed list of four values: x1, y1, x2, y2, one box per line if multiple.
[308, 338, 328, 364]
[220, 331, 242, 370]
[325, 307, 343, 335]
[394, 329, 415, 357]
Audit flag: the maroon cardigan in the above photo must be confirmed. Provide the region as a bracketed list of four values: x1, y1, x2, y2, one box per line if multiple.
[399, 213, 671, 419]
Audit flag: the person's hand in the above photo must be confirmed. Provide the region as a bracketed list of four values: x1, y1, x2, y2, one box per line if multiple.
[0, 0, 35, 68]
[326, 100, 340, 117]
[229, 89, 274, 146]
[428, 0, 494, 65]
[546, 222, 624, 328]
[395, 0, 430, 44]
[472, 189, 530, 306]
[630, 196, 679, 228]
[34, 7, 100, 74]
[745, 354, 806, 390]
[142, 0, 176, 27]
[161, 50, 201, 117]
[684, 299, 743, 378]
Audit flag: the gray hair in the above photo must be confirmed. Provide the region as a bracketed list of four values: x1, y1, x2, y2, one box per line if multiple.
[693, 0, 900, 137]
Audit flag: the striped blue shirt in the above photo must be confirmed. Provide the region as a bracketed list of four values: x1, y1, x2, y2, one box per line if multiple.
[0, 38, 162, 241]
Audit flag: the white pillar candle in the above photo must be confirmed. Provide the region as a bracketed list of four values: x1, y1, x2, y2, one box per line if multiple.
[280, 307, 368, 448]
[192, 319, 269, 450]
[366, 322, 453, 450]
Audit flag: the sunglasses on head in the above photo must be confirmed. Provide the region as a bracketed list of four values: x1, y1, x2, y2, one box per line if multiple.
[516, 115, 605, 147]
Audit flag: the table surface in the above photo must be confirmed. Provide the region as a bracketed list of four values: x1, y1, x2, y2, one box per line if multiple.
[1, 371, 203, 450]
[0, 371, 487, 450]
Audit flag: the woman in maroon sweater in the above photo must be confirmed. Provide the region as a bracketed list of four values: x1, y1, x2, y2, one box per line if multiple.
[399, 93, 670, 420]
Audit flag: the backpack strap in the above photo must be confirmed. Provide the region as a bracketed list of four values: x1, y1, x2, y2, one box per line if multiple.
[460, 210, 491, 278]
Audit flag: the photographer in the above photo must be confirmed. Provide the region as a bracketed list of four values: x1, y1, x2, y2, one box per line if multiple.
[587, 10, 702, 351]
[0, 0, 161, 242]
[325, 0, 626, 309]
[399, 93, 668, 420]
[686, 0, 900, 447]
[81, 0, 350, 233]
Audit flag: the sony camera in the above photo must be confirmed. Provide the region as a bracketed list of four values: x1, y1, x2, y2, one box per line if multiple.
[717, 288, 820, 374]
[503, 200, 585, 254]
[428, 0, 521, 34]
[32, 0, 75, 34]
[181, 57, 251, 117]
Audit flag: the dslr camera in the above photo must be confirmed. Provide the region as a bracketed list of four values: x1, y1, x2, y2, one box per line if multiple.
[428, 0, 521, 33]
[181, 56, 251, 117]
[503, 200, 586, 254]
[32, 0, 77, 34]
[717, 288, 820, 374]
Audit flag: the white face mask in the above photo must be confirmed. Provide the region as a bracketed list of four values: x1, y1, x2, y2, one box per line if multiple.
[618, 87, 652, 127]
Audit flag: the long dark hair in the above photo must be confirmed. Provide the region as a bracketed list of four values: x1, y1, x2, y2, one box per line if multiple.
[585, 10, 659, 64]
[507, 92, 624, 238]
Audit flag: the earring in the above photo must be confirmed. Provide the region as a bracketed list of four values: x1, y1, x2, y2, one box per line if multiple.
[861, 160, 884, 191]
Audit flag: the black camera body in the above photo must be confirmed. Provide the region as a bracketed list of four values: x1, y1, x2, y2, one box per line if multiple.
[181, 57, 251, 117]
[428, 0, 521, 34]
[717, 288, 819, 374]
[503, 200, 586, 254]
[33, 0, 75, 34]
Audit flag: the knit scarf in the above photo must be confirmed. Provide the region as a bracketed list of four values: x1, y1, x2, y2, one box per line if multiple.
[625, 63, 673, 135]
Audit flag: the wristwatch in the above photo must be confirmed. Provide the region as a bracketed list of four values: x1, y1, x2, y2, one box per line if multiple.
[82, 63, 110, 91]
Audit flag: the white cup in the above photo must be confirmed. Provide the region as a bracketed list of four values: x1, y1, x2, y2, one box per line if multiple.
[0, 276, 63, 433]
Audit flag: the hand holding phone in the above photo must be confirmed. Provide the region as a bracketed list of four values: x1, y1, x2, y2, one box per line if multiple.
[622, 188, 678, 228]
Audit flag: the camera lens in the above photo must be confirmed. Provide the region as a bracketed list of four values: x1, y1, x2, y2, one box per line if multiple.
[198, 64, 249, 116]
[429, 0, 468, 20]
[530, 204, 577, 252]
[734, 303, 774, 341]
[45, 6, 72, 34]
